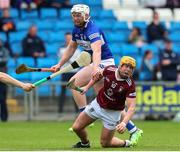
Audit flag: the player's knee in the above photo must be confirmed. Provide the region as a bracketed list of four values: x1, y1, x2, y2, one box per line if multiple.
[72, 123, 81, 132]
[100, 139, 110, 148]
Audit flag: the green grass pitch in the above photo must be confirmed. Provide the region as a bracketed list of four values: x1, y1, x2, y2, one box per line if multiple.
[0, 120, 180, 151]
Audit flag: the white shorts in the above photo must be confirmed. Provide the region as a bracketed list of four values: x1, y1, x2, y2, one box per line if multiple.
[90, 58, 115, 69]
[84, 98, 121, 130]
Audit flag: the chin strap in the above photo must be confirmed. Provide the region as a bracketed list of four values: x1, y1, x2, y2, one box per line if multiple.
[83, 13, 90, 22]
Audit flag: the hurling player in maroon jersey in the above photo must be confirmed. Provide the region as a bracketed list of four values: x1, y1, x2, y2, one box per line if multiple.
[71, 56, 141, 148]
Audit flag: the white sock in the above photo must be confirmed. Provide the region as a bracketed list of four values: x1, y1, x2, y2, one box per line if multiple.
[124, 140, 131, 147]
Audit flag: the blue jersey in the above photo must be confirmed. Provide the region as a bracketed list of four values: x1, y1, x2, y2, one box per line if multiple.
[72, 20, 113, 60]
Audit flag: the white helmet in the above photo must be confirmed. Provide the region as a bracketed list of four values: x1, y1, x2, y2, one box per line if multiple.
[71, 4, 90, 22]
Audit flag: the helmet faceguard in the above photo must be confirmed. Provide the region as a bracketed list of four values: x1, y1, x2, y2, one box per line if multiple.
[71, 4, 90, 22]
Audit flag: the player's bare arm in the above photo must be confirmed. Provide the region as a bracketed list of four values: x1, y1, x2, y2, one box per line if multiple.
[0, 72, 35, 92]
[116, 97, 136, 134]
[51, 40, 78, 72]
[122, 97, 136, 125]
[91, 40, 102, 73]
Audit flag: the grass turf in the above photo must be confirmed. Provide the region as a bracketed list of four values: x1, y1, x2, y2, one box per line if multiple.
[0, 120, 180, 151]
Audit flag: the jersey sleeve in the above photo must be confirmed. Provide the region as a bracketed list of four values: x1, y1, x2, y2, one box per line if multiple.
[126, 82, 136, 98]
[102, 65, 116, 76]
[102, 66, 108, 76]
[87, 25, 101, 43]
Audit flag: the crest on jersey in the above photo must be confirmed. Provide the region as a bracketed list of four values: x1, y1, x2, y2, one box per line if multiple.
[118, 86, 124, 92]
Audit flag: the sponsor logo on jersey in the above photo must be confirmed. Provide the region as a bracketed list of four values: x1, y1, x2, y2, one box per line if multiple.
[80, 34, 87, 40]
[104, 92, 115, 101]
[89, 33, 100, 40]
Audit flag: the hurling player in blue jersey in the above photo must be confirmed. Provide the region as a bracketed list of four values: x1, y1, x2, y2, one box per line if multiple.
[51, 4, 142, 144]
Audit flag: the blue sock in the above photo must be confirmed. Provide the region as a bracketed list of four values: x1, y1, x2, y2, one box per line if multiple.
[79, 107, 86, 112]
[126, 120, 137, 134]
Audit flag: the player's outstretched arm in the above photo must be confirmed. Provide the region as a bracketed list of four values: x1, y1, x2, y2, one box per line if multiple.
[21, 83, 35, 92]
[116, 97, 136, 134]
[0, 72, 35, 92]
[122, 97, 136, 124]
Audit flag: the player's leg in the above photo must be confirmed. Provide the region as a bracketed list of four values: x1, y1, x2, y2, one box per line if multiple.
[121, 110, 143, 145]
[99, 101, 132, 147]
[68, 65, 94, 132]
[72, 111, 95, 148]
[89, 96, 142, 145]
[70, 58, 114, 111]
[69, 65, 93, 112]
[58, 81, 66, 113]
[100, 127, 131, 147]
[87, 81, 103, 129]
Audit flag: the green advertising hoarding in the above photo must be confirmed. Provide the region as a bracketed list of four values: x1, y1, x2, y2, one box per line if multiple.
[136, 82, 180, 113]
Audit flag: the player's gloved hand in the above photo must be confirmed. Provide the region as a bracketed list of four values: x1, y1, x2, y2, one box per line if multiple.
[51, 64, 61, 72]
[116, 122, 126, 134]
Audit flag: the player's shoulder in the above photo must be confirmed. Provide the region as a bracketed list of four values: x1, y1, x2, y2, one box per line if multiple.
[104, 65, 117, 73]
[87, 20, 97, 27]
[86, 20, 100, 31]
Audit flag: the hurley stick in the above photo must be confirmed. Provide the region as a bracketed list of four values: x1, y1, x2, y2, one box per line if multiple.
[66, 78, 83, 93]
[15, 64, 54, 74]
[33, 51, 91, 87]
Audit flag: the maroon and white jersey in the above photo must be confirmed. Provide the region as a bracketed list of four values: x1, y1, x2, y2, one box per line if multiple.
[97, 65, 136, 111]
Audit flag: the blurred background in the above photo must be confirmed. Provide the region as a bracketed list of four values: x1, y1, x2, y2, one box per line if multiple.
[0, 0, 180, 122]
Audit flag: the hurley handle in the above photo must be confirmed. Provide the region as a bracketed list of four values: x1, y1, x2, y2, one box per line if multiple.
[33, 78, 48, 86]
